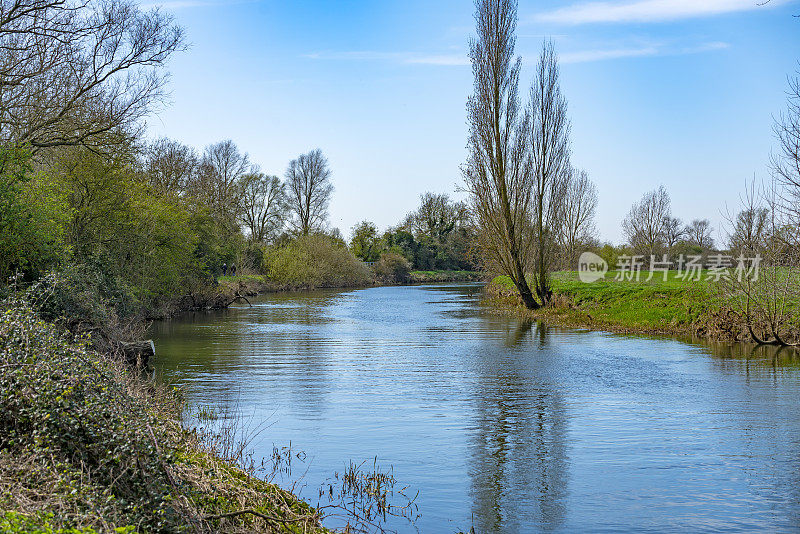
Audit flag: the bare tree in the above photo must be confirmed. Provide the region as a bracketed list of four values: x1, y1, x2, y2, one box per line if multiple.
[558, 166, 597, 269]
[462, 0, 539, 309]
[285, 148, 333, 236]
[528, 40, 571, 305]
[772, 72, 800, 227]
[0, 0, 184, 153]
[721, 180, 800, 346]
[144, 137, 197, 195]
[727, 179, 770, 257]
[239, 172, 286, 243]
[622, 186, 671, 256]
[191, 140, 251, 228]
[685, 219, 714, 249]
[662, 216, 685, 249]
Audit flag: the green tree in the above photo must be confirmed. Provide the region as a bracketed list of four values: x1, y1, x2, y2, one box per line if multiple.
[349, 221, 384, 262]
[0, 147, 68, 282]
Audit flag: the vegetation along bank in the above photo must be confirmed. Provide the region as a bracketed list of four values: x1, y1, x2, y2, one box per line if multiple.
[486, 271, 800, 344]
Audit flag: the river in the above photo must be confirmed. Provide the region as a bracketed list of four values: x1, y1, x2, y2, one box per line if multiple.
[151, 283, 800, 533]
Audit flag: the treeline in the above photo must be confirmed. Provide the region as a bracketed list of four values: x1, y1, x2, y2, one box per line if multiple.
[349, 192, 477, 272]
[0, 0, 378, 321]
[585, 178, 799, 273]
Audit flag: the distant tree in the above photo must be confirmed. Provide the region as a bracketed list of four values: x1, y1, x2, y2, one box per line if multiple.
[383, 227, 417, 264]
[558, 167, 597, 268]
[772, 71, 800, 227]
[406, 192, 465, 242]
[350, 220, 383, 262]
[0, 0, 184, 153]
[685, 219, 714, 249]
[729, 207, 769, 254]
[622, 186, 671, 256]
[285, 149, 333, 236]
[662, 216, 685, 249]
[327, 227, 345, 246]
[239, 172, 286, 243]
[144, 138, 198, 196]
[192, 140, 251, 230]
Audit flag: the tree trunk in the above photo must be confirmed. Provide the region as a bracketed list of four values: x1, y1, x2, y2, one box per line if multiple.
[518, 285, 539, 309]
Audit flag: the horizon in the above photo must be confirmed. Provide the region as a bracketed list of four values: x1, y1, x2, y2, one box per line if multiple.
[145, 0, 800, 246]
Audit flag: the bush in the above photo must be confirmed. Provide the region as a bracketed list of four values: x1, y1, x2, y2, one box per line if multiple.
[26, 264, 141, 352]
[268, 234, 371, 289]
[374, 252, 411, 283]
[0, 296, 326, 532]
[0, 300, 178, 530]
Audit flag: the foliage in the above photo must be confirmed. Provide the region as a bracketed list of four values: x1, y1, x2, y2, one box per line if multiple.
[268, 234, 371, 289]
[373, 252, 411, 283]
[0, 512, 132, 534]
[0, 301, 179, 530]
[0, 147, 69, 283]
[0, 296, 326, 532]
[382, 192, 476, 272]
[350, 221, 383, 262]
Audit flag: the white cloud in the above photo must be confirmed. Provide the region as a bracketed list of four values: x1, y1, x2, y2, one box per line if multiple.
[304, 51, 469, 66]
[141, 0, 250, 9]
[560, 46, 659, 63]
[404, 54, 469, 66]
[533, 0, 787, 25]
[305, 40, 729, 67]
[559, 41, 730, 63]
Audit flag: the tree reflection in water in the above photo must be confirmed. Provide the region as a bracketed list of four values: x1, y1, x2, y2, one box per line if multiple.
[469, 320, 569, 533]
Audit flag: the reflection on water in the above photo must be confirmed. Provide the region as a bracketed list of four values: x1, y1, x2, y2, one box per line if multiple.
[470, 320, 568, 533]
[151, 284, 800, 533]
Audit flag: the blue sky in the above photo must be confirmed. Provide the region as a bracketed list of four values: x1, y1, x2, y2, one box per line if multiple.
[144, 0, 800, 244]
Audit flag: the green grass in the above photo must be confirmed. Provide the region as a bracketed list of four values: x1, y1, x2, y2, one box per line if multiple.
[489, 271, 719, 333]
[409, 270, 483, 282]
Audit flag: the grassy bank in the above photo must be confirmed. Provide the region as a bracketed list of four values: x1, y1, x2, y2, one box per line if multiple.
[408, 270, 484, 283]
[0, 297, 326, 533]
[486, 271, 735, 338]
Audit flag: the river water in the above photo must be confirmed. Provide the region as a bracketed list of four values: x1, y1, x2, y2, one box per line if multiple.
[151, 283, 800, 533]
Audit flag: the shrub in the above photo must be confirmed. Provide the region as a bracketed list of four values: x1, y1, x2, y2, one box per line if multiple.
[268, 234, 371, 289]
[0, 296, 326, 532]
[25, 265, 142, 352]
[374, 252, 411, 283]
[0, 300, 178, 530]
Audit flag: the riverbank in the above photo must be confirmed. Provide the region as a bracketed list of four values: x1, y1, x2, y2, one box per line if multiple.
[157, 270, 485, 318]
[0, 297, 326, 532]
[484, 271, 789, 341]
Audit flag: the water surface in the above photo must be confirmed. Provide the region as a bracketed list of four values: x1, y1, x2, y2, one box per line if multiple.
[151, 284, 800, 533]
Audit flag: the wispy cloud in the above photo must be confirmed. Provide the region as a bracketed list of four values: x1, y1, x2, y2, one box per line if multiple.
[560, 46, 659, 63]
[559, 40, 730, 63]
[303, 51, 469, 66]
[532, 0, 787, 25]
[141, 0, 249, 10]
[405, 54, 469, 66]
[305, 40, 729, 67]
